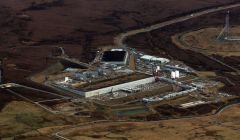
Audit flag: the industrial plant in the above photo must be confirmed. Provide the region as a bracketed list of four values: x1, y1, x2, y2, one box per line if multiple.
[24, 45, 233, 116]
[1, 1, 240, 139]
[43, 47, 193, 98]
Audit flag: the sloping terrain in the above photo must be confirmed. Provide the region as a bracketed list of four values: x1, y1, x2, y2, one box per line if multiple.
[0, 0, 239, 83]
[0, 101, 68, 138]
[126, 7, 240, 95]
[0, 1, 240, 139]
[54, 105, 240, 140]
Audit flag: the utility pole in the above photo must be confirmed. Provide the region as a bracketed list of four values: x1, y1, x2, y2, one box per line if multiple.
[0, 58, 4, 84]
[217, 11, 230, 41]
[225, 11, 230, 39]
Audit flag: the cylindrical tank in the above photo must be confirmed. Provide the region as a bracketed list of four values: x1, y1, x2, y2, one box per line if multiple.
[175, 71, 180, 78]
[171, 71, 176, 79]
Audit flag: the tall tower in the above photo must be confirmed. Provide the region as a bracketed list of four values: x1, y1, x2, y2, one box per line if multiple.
[225, 11, 230, 39]
[128, 53, 136, 70]
[0, 59, 3, 84]
[217, 11, 230, 41]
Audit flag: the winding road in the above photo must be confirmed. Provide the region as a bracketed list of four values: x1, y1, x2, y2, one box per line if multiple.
[53, 2, 240, 139]
[53, 102, 240, 140]
[114, 2, 240, 75]
[114, 3, 240, 47]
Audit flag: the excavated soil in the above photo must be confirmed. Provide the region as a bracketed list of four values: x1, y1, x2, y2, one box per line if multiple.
[0, 89, 22, 110]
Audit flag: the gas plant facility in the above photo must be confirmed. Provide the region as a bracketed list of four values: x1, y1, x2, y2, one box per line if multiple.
[29, 45, 232, 108]
[23, 44, 238, 119]
[44, 47, 191, 98]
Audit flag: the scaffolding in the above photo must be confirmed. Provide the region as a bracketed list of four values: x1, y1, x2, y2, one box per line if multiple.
[217, 11, 240, 41]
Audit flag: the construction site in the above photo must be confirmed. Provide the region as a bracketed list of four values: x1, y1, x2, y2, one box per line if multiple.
[17, 45, 233, 121]
[0, 0, 240, 139]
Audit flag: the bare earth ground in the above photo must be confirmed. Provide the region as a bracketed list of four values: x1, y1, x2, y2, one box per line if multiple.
[126, 7, 240, 95]
[57, 105, 240, 140]
[0, 0, 240, 139]
[172, 27, 240, 56]
[0, 0, 239, 83]
[0, 101, 68, 138]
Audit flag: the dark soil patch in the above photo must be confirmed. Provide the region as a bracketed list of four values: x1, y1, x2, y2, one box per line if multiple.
[10, 87, 63, 102]
[0, 0, 239, 85]
[0, 89, 22, 110]
[40, 99, 70, 109]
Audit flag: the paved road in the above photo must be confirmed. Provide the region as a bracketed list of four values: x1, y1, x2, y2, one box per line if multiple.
[114, 2, 240, 75]
[53, 100, 240, 140]
[114, 3, 240, 47]
[0, 83, 69, 98]
[215, 101, 240, 115]
[1, 83, 69, 114]
[206, 55, 240, 74]
[52, 3, 240, 139]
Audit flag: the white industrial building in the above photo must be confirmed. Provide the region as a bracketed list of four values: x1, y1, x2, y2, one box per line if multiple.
[171, 70, 180, 79]
[140, 55, 170, 64]
[52, 77, 156, 98]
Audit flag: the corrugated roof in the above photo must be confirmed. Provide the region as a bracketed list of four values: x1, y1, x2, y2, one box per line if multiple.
[140, 55, 170, 63]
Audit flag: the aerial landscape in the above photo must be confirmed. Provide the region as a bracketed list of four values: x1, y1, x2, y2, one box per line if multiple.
[0, 0, 240, 139]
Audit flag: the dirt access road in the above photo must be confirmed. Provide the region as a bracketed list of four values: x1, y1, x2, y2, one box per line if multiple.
[114, 2, 240, 47]
[51, 3, 240, 139]
[53, 103, 240, 140]
[114, 2, 240, 76]
[0, 0, 239, 83]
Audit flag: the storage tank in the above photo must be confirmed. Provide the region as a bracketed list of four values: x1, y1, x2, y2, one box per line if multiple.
[171, 71, 176, 79]
[175, 71, 180, 78]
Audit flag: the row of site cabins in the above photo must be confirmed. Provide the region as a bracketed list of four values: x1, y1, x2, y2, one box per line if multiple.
[136, 56, 194, 77]
[142, 75, 221, 103]
[143, 77, 198, 103]
[142, 86, 198, 103]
